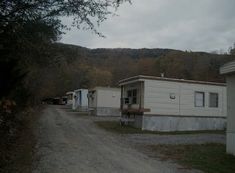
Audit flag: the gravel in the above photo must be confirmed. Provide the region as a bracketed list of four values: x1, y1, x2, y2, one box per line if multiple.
[33, 105, 204, 173]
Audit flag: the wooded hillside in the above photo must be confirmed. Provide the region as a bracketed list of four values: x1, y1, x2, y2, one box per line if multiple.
[28, 43, 234, 100]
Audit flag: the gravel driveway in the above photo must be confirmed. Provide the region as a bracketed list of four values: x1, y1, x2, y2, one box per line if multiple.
[33, 105, 203, 173]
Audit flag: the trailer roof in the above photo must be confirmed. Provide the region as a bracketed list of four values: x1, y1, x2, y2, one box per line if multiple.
[66, 91, 74, 95]
[220, 60, 235, 75]
[119, 75, 226, 86]
[88, 86, 120, 91]
[74, 89, 88, 92]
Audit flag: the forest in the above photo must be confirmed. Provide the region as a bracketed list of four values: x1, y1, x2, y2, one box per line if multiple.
[29, 42, 234, 101]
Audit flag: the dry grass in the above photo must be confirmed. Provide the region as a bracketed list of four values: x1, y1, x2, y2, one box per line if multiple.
[149, 143, 235, 173]
[95, 121, 225, 135]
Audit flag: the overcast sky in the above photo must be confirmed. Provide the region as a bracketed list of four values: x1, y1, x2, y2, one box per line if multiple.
[61, 0, 235, 52]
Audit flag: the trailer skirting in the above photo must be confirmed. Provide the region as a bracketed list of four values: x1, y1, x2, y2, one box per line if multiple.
[133, 115, 226, 131]
[75, 106, 88, 112]
[89, 107, 120, 116]
[227, 132, 235, 155]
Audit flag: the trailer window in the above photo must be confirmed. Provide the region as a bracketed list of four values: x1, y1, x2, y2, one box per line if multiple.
[132, 89, 137, 104]
[195, 92, 205, 107]
[127, 89, 137, 104]
[124, 98, 129, 104]
[127, 90, 132, 97]
[209, 93, 219, 108]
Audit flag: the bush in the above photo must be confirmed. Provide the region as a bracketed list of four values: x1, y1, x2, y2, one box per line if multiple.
[0, 99, 35, 173]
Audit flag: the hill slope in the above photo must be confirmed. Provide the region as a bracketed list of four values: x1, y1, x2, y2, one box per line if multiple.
[26, 43, 235, 98]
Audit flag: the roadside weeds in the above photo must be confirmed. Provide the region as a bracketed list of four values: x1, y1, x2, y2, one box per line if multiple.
[148, 143, 235, 173]
[0, 106, 41, 173]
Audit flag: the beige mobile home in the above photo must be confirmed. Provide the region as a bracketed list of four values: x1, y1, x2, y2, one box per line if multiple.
[66, 91, 75, 106]
[220, 60, 235, 156]
[119, 75, 227, 131]
[88, 87, 121, 116]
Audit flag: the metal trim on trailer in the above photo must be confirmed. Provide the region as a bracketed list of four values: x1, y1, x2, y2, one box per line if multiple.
[119, 75, 226, 86]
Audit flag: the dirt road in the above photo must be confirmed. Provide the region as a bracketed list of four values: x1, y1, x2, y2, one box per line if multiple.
[33, 106, 201, 173]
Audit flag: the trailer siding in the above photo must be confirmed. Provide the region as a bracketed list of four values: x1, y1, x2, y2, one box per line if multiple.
[88, 87, 121, 116]
[97, 89, 121, 108]
[226, 75, 235, 155]
[144, 79, 226, 117]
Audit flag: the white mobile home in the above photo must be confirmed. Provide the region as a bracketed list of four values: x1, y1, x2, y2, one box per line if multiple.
[119, 75, 227, 131]
[88, 87, 121, 116]
[220, 60, 235, 156]
[72, 89, 88, 111]
[66, 91, 75, 105]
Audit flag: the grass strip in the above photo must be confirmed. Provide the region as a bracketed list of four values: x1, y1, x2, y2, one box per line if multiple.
[95, 121, 225, 135]
[149, 143, 235, 173]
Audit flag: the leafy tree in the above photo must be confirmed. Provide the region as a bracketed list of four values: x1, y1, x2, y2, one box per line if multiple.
[229, 43, 235, 55]
[0, 0, 130, 100]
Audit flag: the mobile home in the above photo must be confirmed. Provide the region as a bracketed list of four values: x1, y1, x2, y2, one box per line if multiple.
[220, 60, 235, 156]
[72, 89, 88, 111]
[119, 75, 227, 131]
[88, 87, 121, 116]
[66, 91, 74, 105]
